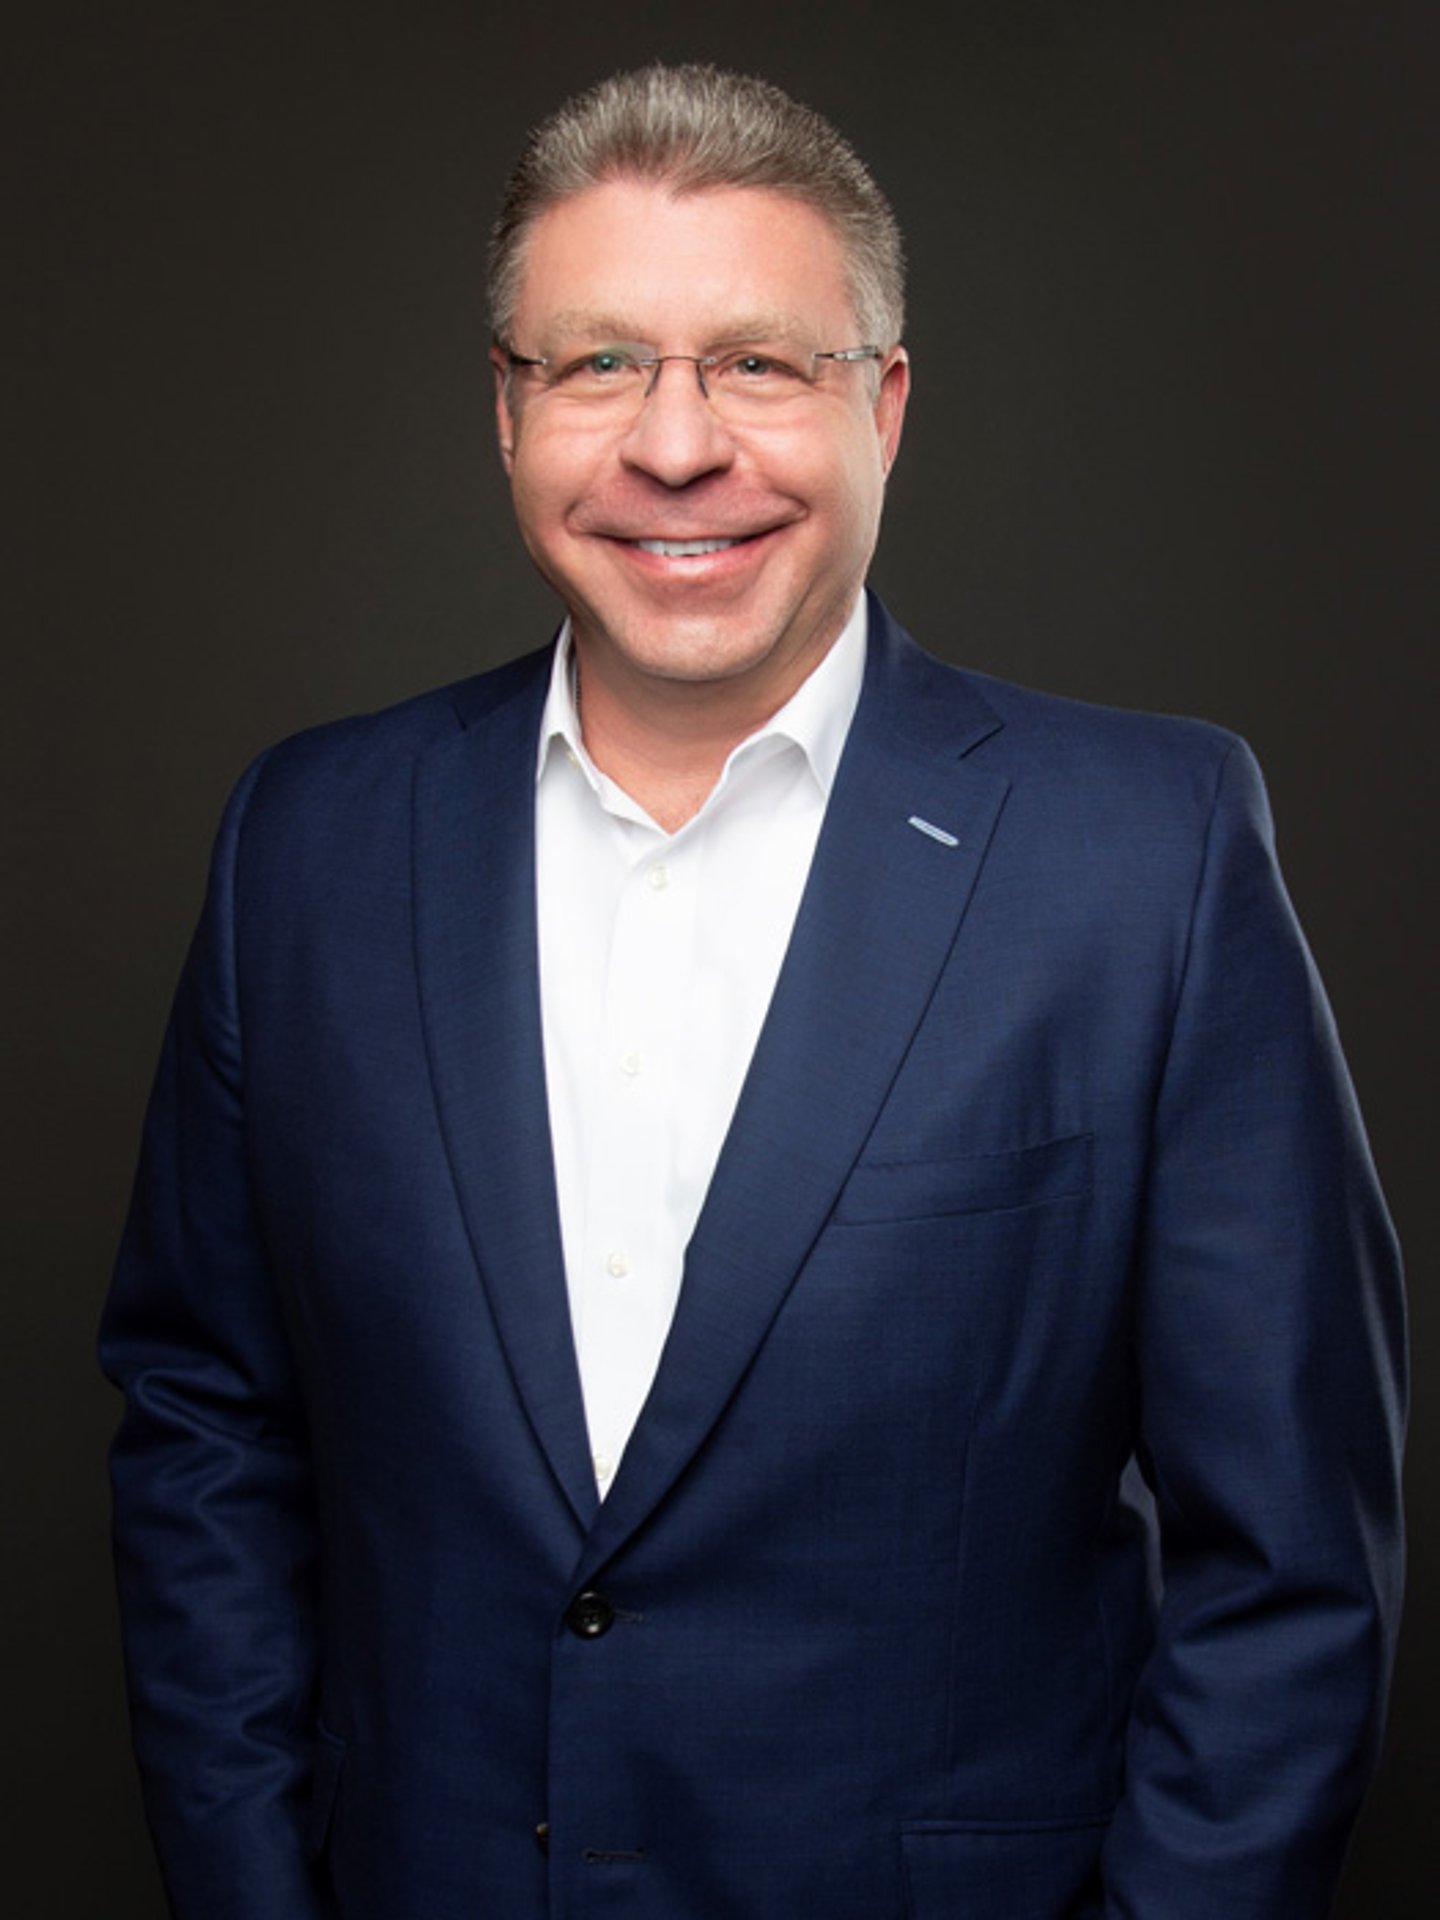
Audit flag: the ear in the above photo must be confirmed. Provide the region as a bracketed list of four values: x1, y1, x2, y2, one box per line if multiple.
[490, 344, 517, 476]
[873, 346, 910, 479]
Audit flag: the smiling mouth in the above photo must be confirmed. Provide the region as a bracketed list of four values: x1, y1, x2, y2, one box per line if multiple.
[633, 536, 746, 557]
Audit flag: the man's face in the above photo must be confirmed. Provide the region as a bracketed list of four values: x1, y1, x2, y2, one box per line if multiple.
[493, 177, 908, 712]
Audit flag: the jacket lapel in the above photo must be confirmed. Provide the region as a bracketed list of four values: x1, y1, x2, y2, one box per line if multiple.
[412, 649, 599, 1528]
[576, 605, 1010, 1579]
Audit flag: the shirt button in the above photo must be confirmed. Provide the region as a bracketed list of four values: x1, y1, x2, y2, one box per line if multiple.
[605, 1251, 630, 1278]
[646, 863, 669, 891]
[619, 1050, 642, 1077]
[593, 1454, 615, 1486]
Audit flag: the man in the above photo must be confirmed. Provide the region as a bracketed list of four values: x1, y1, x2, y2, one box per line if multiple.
[102, 63, 1405, 1920]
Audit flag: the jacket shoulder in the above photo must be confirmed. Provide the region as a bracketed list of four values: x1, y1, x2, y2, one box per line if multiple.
[865, 607, 1267, 875]
[872, 599, 1240, 768]
[234, 646, 551, 817]
[874, 609, 1249, 810]
[960, 661, 1240, 765]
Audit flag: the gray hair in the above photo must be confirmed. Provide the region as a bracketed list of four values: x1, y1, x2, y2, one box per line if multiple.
[488, 63, 905, 349]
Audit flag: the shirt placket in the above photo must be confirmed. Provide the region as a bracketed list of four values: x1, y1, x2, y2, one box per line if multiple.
[579, 831, 695, 1492]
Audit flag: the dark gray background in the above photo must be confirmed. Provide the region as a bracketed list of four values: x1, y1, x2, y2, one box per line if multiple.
[11, 2, 1434, 1912]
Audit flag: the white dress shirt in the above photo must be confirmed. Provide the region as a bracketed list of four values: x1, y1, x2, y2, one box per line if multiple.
[534, 599, 867, 1494]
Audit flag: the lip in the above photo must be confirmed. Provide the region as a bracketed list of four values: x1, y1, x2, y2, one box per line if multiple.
[634, 536, 743, 558]
[598, 523, 775, 546]
[599, 526, 780, 586]
[590, 518, 796, 578]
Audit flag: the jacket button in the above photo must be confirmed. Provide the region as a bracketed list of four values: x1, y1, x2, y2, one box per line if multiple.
[534, 1821, 549, 1853]
[565, 1589, 616, 1638]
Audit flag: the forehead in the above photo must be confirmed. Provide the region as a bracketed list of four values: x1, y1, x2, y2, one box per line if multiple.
[511, 178, 857, 342]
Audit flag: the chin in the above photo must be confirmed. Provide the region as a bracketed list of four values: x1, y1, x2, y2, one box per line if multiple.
[598, 614, 788, 687]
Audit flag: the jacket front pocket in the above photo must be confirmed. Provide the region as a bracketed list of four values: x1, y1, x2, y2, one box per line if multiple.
[901, 1815, 1108, 1919]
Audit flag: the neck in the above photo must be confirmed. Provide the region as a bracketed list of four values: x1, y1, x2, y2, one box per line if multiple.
[574, 671, 753, 832]
[570, 627, 841, 833]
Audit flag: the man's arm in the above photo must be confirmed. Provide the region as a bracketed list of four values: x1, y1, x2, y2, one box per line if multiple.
[1103, 738, 1406, 1918]
[100, 756, 330, 1920]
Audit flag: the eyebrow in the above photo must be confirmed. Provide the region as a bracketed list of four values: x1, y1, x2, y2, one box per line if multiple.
[531, 309, 821, 348]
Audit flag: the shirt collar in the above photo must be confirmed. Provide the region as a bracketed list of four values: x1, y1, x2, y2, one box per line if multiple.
[535, 595, 868, 804]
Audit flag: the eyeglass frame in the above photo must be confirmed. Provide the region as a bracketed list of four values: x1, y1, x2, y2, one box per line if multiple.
[497, 341, 886, 410]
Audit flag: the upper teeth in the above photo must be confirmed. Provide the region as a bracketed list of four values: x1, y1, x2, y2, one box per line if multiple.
[637, 538, 738, 557]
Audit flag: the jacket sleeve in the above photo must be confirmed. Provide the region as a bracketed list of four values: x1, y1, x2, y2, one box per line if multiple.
[1102, 738, 1407, 1918]
[99, 755, 330, 1920]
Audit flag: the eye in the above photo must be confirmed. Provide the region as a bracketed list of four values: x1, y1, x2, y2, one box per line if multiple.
[727, 351, 802, 380]
[711, 348, 813, 396]
[554, 346, 643, 387]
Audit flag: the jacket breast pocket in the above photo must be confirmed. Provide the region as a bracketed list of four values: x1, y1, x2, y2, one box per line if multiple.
[901, 1816, 1108, 1920]
[834, 1133, 1092, 1226]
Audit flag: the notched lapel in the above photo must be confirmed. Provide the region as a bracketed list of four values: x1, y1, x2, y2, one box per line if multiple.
[412, 657, 598, 1528]
[578, 613, 1011, 1575]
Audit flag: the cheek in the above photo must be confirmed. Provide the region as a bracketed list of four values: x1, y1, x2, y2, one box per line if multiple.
[510, 438, 577, 542]
[805, 441, 885, 545]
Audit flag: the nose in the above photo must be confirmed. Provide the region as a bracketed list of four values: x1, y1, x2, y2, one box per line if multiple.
[618, 356, 736, 488]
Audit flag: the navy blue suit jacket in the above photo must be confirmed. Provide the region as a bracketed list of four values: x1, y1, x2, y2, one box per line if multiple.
[102, 599, 1405, 1920]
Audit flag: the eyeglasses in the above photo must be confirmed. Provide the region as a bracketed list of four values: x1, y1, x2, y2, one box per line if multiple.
[500, 340, 884, 421]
